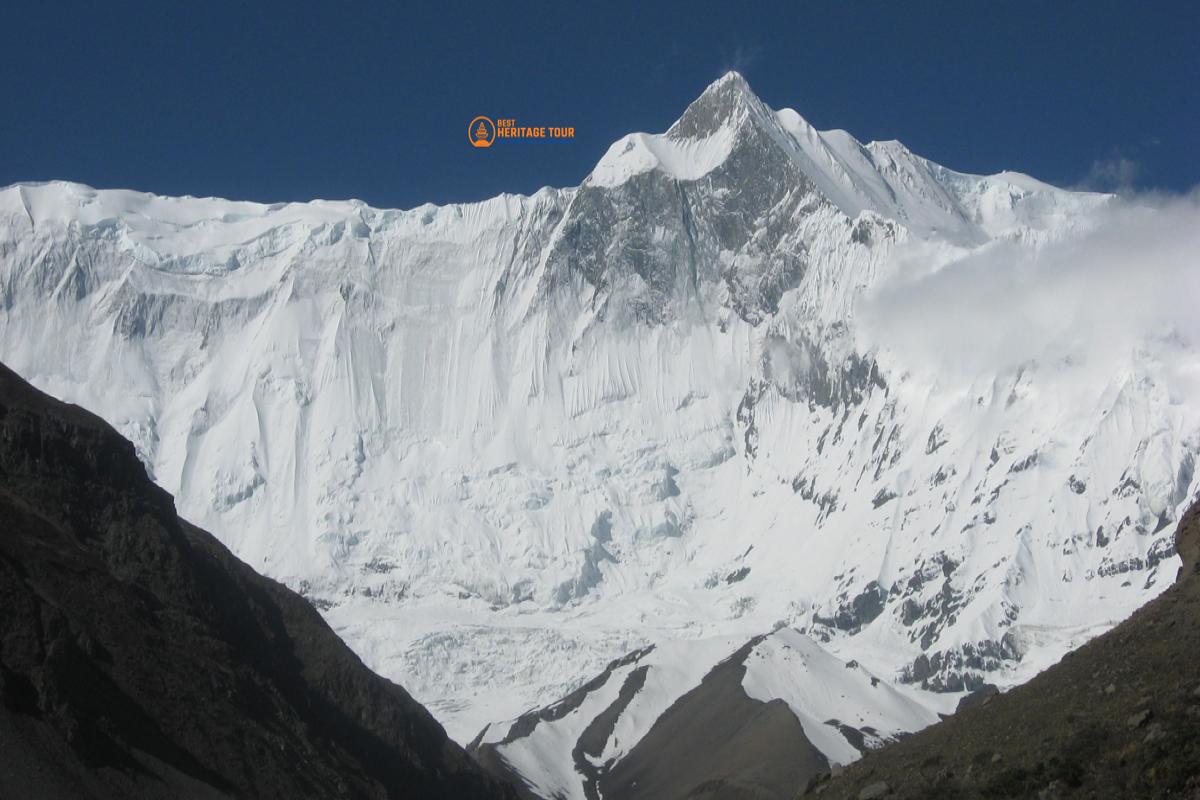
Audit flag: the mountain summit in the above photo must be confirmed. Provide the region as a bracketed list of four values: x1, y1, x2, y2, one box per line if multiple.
[668, 71, 771, 140]
[584, 72, 1073, 244]
[586, 71, 806, 194]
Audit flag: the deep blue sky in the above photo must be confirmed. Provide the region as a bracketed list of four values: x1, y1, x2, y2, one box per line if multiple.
[4, 1, 1197, 209]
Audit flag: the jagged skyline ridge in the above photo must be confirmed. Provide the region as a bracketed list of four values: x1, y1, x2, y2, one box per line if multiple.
[6, 2, 1197, 208]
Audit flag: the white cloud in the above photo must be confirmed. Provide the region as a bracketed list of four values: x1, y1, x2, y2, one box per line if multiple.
[856, 191, 1200, 383]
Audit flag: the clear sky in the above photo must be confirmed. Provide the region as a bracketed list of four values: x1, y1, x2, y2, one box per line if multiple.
[4, 0, 1197, 209]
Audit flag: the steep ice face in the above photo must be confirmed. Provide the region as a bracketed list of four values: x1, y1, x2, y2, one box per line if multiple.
[0, 72, 1195, 756]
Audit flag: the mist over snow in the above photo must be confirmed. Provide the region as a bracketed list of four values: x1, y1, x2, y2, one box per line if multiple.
[857, 191, 1200, 386]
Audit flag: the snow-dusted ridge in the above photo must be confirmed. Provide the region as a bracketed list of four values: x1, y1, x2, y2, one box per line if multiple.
[1, 72, 1196, 797]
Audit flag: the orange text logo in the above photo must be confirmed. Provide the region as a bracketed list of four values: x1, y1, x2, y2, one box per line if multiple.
[469, 116, 575, 149]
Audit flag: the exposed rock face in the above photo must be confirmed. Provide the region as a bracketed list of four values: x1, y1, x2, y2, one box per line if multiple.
[0, 362, 512, 799]
[803, 500, 1200, 800]
[546, 74, 819, 327]
[1177, 500, 1200, 578]
[470, 628, 938, 800]
[594, 638, 826, 800]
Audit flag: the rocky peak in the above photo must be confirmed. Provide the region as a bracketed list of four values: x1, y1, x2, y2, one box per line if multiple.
[667, 70, 774, 141]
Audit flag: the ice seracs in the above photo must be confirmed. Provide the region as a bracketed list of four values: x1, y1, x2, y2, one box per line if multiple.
[0, 72, 1194, 796]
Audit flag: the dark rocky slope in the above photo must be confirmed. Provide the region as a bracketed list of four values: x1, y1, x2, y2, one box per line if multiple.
[803, 500, 1200, 800]
[0, 363, 513, 799]
[472, 636, 828, 800]
[599, 637, 827, 800]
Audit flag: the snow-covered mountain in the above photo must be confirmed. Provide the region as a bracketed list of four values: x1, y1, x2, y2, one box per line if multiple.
[2, 71, 1196, 797]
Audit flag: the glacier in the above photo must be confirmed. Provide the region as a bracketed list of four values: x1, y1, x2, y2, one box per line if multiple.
[1, 71, 1197, 793]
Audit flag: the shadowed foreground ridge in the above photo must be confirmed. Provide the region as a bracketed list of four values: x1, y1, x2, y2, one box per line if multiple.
[0, 362, 513, 799]
[804, 501, 1200, 800]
